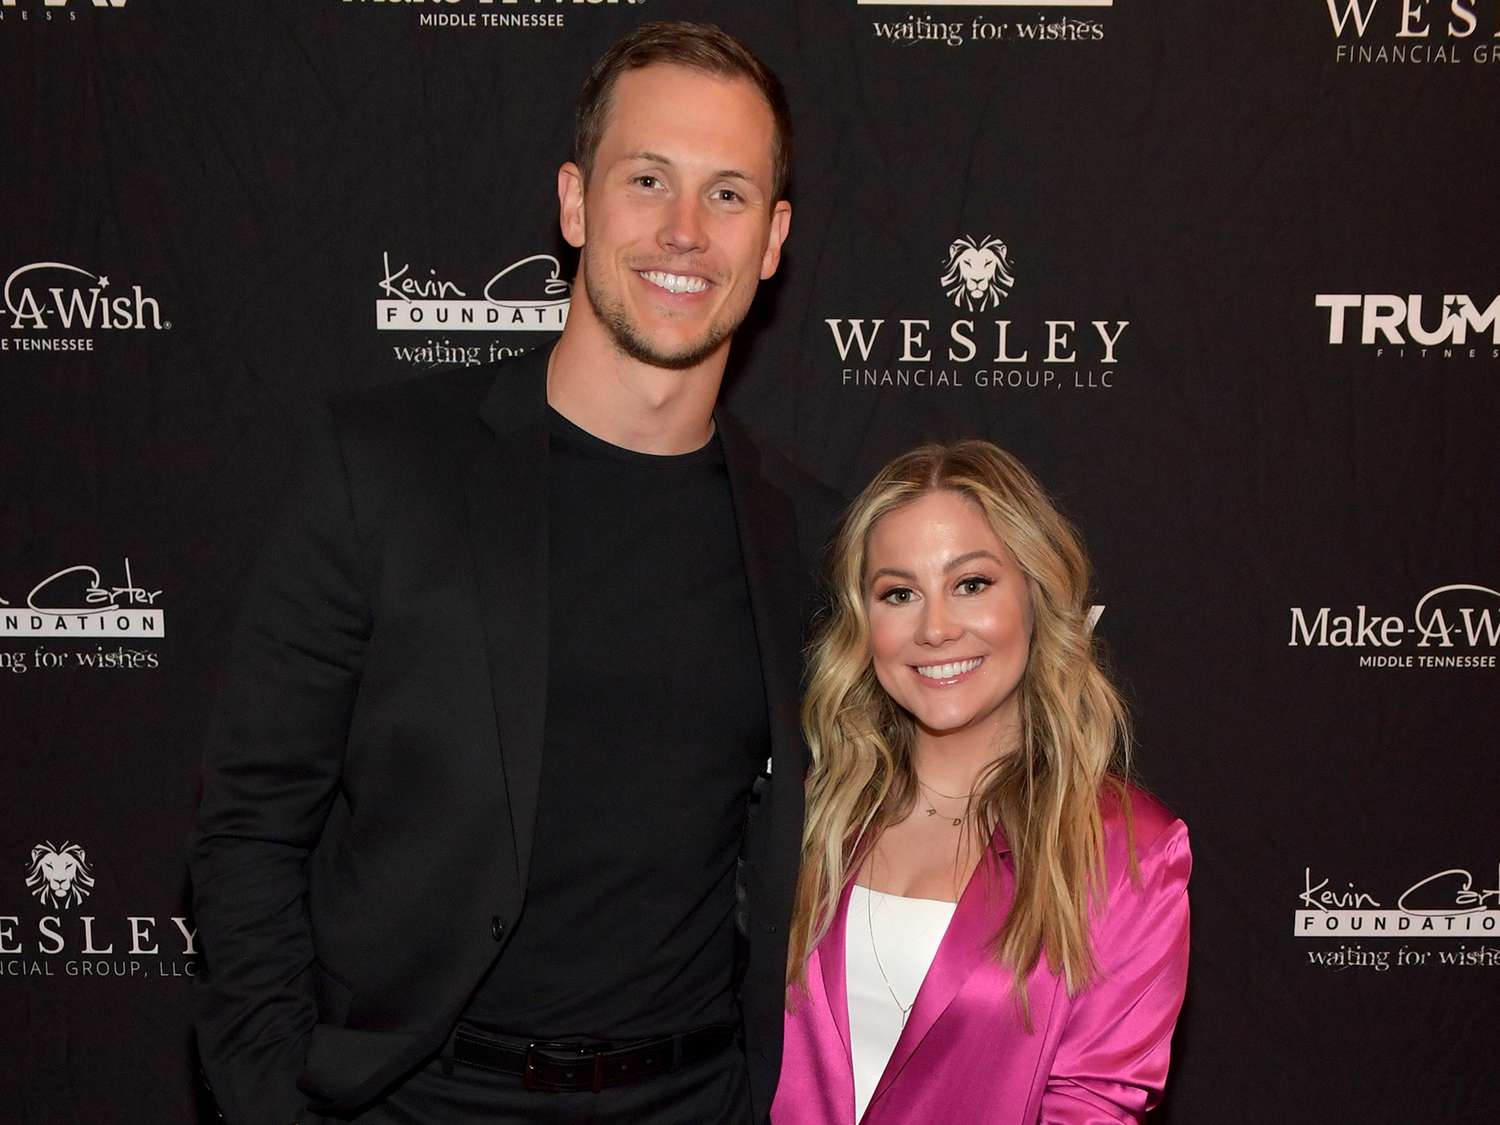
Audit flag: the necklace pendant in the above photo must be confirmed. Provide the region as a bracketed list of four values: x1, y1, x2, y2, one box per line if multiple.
[950, 816, 962, 827]
[925, 807, 938, 817]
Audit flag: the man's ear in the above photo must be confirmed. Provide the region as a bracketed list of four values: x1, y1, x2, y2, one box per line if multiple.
[759, 199, 792, 280]
[558, 162, 586, 249]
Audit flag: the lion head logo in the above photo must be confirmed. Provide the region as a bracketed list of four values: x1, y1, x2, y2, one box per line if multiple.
[26, 841, 95, 909]
[940, 235, 1016, 311]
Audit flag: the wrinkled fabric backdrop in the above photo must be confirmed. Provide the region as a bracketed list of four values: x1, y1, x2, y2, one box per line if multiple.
[1, 1, 1496, 1122]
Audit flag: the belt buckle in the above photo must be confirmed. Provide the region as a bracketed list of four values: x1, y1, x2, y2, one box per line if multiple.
[522, 1040, 603, 1093]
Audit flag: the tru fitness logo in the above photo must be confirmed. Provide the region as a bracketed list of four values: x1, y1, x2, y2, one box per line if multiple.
[0, 0, 128, 22]
[1316, 292, 1500, 358]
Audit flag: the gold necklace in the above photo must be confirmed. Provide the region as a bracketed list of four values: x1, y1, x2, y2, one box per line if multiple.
[916, 777, 976, 827]
[864, 884, 915, 1027]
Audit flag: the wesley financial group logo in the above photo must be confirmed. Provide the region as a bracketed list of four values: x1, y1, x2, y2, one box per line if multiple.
[827, 232, 1128, 392]
[3, 840, 197, 981]
[1324, 0, 1500, 65]
[26, 842, 94, 910]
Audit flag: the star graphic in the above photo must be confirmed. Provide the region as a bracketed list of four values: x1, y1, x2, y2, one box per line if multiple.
[1445, 297, 1462, 317]
[97, 275, 110, 290]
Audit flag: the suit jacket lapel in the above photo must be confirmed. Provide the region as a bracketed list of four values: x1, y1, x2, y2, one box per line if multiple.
[820, 878, 857, 1065]
[466, 345, 551, 903]
[717, 413, 806, 879]
[871, 832, 1014, 1103]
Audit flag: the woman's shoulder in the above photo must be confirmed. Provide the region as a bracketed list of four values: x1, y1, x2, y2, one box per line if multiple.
[1099, 780, 1190, 875]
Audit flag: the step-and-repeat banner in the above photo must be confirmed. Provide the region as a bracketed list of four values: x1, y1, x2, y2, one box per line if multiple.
[2, 1, 1495, 1121]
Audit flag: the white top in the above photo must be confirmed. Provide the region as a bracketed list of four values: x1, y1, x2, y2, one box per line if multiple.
[845, 885, 957, 1121]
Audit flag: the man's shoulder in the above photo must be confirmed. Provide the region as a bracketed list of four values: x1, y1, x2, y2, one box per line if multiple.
[317, 346, 547, 456]
[720, 414, 845, 525]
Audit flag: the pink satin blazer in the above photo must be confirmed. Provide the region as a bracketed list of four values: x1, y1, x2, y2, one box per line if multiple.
[772, 788, 1190, 1125]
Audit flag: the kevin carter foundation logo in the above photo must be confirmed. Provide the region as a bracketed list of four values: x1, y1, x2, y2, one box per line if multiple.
[1296, 864, 1500, 973]
[1316, 292, 1500, 359]
[338, 0, 644, 34]
[861, 1, 1109, 48]
[827, 233, 1129, 392]
[0, 558, 164, 639]
[1287, 584, 1499, 669]
[1, 841, 198, 981]
[1324, 0, 1500, 65]
[2, 262, 169, 353]
[376, 250, 569, 370]
[26, 842, 94, 910]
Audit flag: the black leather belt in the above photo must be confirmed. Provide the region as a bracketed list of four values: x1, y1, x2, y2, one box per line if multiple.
[450, 1024, 735, 1093]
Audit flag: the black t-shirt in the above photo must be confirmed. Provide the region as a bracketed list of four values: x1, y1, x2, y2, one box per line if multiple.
[463, 408, 768, 1038]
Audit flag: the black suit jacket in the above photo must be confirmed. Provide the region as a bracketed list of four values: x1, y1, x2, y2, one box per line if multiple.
[189, 345, 842, 1125]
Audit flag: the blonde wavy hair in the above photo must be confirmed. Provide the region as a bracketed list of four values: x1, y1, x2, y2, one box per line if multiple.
[788, 440, 1132, 1008]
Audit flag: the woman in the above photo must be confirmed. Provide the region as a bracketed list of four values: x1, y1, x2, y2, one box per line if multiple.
[772, 441, 1190, 1124]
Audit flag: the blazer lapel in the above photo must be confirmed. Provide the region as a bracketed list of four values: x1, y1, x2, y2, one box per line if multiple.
[819, 878, 858, 1064]
[465, 345, 551, 902]
[716, 414, 806, 875]
[871, 832, 1014, 1103]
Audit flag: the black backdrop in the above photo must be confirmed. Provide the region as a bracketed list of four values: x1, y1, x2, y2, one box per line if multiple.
[2, 1, 1497, 1121]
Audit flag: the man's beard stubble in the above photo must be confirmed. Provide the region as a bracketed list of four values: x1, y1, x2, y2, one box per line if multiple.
[582, 243, 738, 372]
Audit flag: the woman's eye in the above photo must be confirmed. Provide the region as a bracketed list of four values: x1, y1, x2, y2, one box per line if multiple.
[879, 587, 914, 605]
[956, 576, 993, 595]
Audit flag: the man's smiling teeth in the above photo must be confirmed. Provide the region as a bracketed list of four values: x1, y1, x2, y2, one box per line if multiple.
[915, 657, 983, 680]
[639, 270, 709, 294]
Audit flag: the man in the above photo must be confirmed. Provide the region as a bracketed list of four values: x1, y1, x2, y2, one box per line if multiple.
[190, 22, 839, 1125]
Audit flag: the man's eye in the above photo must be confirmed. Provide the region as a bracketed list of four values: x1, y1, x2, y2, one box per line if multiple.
[634, 175, 660, 189]
[956, 576, 993, 595]
[714, 188, 743, 203]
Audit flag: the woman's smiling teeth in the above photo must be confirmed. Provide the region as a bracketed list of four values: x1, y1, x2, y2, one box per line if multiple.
[915, 657, 984, 681]
[639, 270, 709, 294]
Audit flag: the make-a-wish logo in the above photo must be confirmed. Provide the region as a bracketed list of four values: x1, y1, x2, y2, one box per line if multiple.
[1295, 864, 1500, 938]
[1315, 293, 1500, 358]
[2, 263, 168, 348]
[25, 842, 95, 910]
[1324, 0, 1500, 65]
[376, 251, 570, 332]
[942, 235, 1015, 311]
[338, 0, 643, 33]
[1288, 583, 1499, 669]
[828, 233, 1128, 391]
[0, 558, 165, 638]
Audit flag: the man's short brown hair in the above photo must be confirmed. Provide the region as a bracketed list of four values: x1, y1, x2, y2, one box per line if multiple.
[575, 21, 793, 202]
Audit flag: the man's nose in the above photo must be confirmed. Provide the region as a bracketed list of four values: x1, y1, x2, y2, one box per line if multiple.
[659, 194, 708, 255]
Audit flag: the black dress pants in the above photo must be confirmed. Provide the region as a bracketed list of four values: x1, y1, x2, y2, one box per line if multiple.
[305, 1045, 754, 1125]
